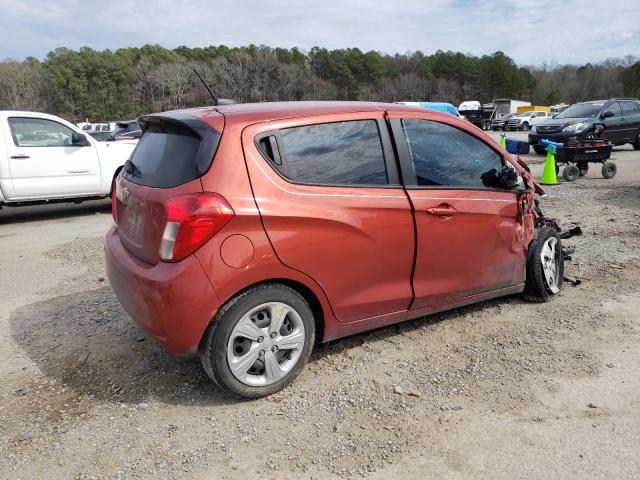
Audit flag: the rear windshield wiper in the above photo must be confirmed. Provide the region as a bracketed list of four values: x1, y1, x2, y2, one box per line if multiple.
[124, 159, 141, 177]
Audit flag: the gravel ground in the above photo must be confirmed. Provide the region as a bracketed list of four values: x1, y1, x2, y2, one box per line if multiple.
[1, 140, 639, 480]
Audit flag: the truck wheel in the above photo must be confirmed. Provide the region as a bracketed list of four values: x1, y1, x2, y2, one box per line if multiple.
[577, 163, 589, 177]
[520, 122, 530, 131]
[533, 145, 546, 155]
[601, 161, 617, 179]
[563, 165, 579, 182]
[199, 283, 315, 398]
[523, 227, 564, 303]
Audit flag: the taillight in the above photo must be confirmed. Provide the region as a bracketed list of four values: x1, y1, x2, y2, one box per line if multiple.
[159, 193, 234, 262]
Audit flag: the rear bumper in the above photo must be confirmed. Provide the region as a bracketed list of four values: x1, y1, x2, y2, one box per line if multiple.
[105, 226, 221, 355]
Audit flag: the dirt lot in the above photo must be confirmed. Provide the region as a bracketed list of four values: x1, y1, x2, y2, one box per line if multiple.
[1, 135, 639, 480]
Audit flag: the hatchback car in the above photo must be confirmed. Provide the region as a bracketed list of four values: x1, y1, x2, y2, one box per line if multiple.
[106, 101, 564, 398]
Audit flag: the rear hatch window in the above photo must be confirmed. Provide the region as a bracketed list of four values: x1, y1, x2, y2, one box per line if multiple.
[123, 114, 221, 188]
[115, 112, 222, 264]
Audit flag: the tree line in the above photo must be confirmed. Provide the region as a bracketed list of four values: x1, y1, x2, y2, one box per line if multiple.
[0, 44, 638, 122]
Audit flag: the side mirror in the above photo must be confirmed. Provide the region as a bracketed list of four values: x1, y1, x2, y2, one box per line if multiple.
[481, 165, 524, 190]
[601, 111, 614, 119]
[72, 132, 90, 146]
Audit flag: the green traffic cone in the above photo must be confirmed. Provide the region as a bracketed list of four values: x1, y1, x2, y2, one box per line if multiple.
[540, 145, 558, 185]
[499, 133, 507, 150]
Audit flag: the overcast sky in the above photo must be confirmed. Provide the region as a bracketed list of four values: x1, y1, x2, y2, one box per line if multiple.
[1, 0, 638, 65]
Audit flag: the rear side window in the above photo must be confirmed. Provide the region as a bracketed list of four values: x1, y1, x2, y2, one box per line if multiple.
[124, 118, 220, 188]
[401, 119, 504, 189]
[275, 120, 388, 186]
[622, 102, 638, 115]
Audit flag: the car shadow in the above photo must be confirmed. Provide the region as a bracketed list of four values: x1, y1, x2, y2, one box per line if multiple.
[312, 294, 522, 361]
[10, 285, 522, 406]
[0, 199, 111, 224]
[9, 286, 233, 406]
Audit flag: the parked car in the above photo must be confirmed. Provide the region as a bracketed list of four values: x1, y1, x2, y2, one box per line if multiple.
[550, 104, 569, 116]
[0, 111, 136, 207]
[491, 113, 514, 131]
[505, 111, 551, 131]
[109, 120, 141, 141]
[88, 131, 114, 142]
[397, 101, 461, 117]
[106, 101, 565, 398]
[79, 121, 118, 133]
[529, 98, 640, 154]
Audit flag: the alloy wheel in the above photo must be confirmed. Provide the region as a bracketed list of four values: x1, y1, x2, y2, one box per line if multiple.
[226, 302, 305, 387]
[540, 237, 560, 294]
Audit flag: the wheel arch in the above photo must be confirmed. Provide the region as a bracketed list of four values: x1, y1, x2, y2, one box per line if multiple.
[204, 278, 327, 348]
[109, 166, 123, 197]
[113, 165, 123, 183]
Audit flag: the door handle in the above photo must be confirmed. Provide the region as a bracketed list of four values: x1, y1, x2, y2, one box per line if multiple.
[10, 154, 30, 159]
[426, 205, 457, 217]
[68, 170, 90, 174]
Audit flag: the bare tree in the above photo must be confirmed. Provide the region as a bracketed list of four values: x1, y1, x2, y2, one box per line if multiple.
[0, 61, 43, 110]
[152, 62, 192, 110]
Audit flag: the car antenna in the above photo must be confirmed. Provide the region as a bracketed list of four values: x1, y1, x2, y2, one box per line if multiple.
[192, 68, 235, 106]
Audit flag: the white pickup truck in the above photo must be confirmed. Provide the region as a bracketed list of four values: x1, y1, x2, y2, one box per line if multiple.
[0, 111, 136, 207]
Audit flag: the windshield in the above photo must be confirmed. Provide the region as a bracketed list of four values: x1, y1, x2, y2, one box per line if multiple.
[556, 102, 605, 119]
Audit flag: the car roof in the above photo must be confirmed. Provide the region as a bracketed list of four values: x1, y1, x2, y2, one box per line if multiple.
[177, 101, 429, 124]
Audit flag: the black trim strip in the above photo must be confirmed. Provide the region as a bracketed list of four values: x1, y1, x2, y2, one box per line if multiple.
[253, 118, 401, 189]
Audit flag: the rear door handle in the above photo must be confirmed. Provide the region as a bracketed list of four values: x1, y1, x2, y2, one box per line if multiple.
[426, 205, 457, 217]
[10, 154, 30, 159]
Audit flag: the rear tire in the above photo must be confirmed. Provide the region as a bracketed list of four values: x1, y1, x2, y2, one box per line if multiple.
[199, 283, 315, 399]
[601, 161, 617, 179]
[563, 165, 579, 182]
[633, 134, 640, 150]
[523, 227, 564, 303]
[585, 131, 598, 140]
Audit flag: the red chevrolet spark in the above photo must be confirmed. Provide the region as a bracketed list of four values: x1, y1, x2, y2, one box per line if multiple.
[106, 102, 565, 398]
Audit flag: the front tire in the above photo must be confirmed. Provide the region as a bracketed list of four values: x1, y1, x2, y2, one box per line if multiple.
[521, 122, 530, 131]
[199, 284, 315, 398]
[601, 161, 617, 179]
[533, 145, 546, 155]
[523, 227, 564, 303]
